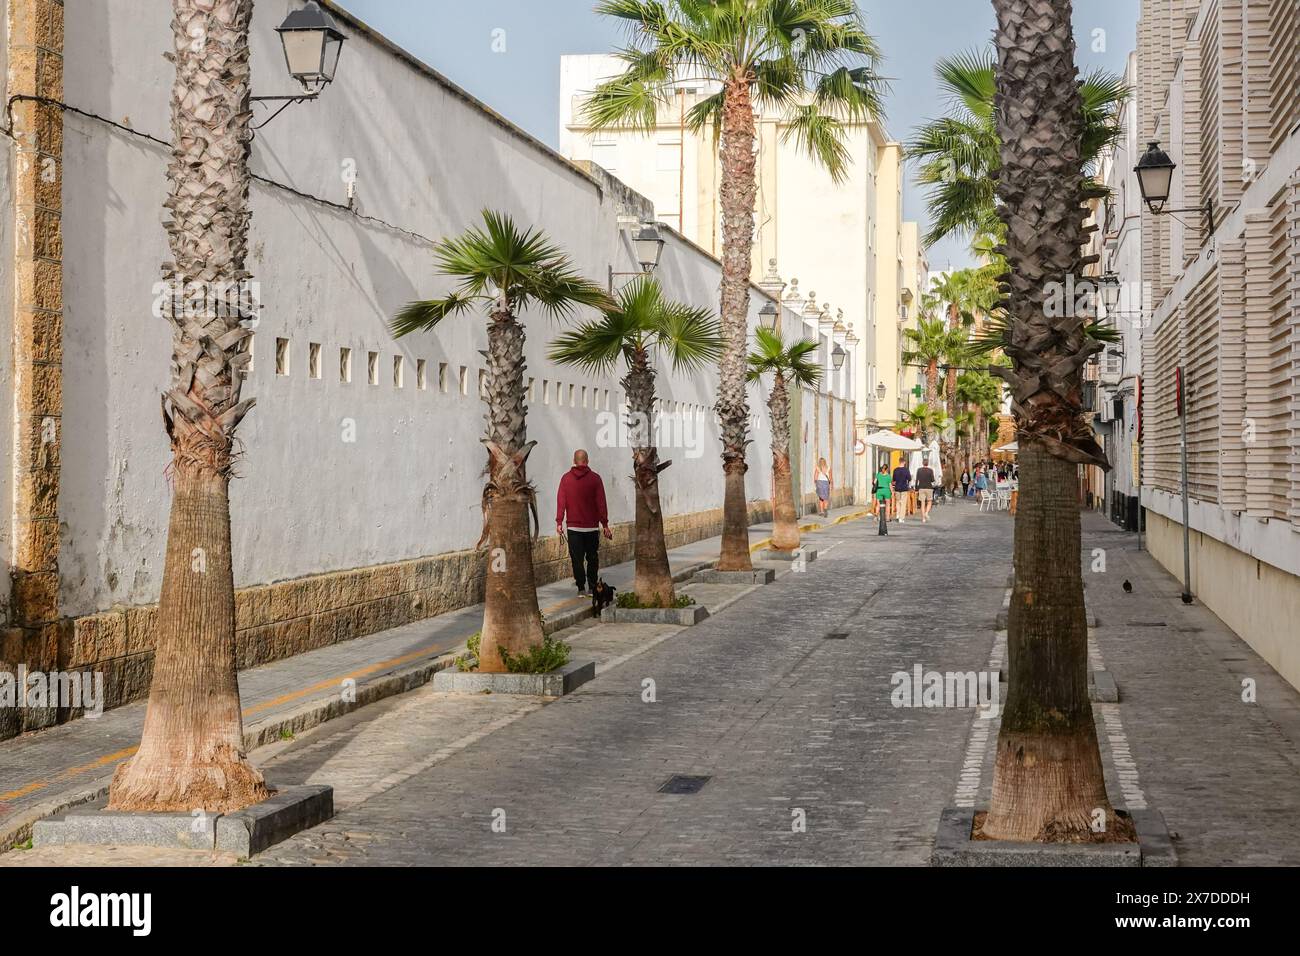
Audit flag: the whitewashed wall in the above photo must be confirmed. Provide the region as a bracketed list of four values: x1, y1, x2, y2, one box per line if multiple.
[52, 0, 799, 618]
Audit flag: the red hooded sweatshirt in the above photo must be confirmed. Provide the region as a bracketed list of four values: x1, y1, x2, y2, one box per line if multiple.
[556, 465, 609, 531]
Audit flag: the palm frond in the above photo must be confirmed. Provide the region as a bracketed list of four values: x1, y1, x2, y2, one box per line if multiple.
[390, 293, 478, 338]
[781, 104, 852, 182]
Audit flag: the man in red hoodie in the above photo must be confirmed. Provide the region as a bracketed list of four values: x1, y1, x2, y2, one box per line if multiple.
[556, 449, 612, 595]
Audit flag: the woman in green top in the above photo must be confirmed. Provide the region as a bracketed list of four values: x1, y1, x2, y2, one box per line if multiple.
[874, 463, 893, 501]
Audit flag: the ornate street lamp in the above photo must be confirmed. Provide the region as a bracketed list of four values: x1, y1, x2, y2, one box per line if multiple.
[609, 221, 666, 289]
[1134, 142, 1214, 235]
[758, 301, 779, 330]
[252, 2, 348, 129]
[831, 343, 847, 371]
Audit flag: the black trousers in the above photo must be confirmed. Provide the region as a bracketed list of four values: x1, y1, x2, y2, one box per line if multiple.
[567, 529, 600, 590]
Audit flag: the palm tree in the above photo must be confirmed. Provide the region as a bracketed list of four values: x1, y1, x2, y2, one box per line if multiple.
[957, 370, 1003, 464]
[982, 0, 1116, 842]
[108, 0, 266, 813]
[746, 328, 821, 553]
[901, 403, 948, 446]
[911, 46, 1128, 248]
[550, 277, 721, 605]
[392, 211, 608, 672]
[586, 0, 887, 571]
[902, 317, 967, 446]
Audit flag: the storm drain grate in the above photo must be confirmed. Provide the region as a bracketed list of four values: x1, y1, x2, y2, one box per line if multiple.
[825, 632, 849, 640]
[659, 774, 711, 795]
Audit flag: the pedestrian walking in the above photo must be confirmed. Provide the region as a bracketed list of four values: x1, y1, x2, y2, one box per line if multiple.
[874, 462, 892, 535]
[892, 458, 912, 523]
[960, 468, 971, 498]
[813, 457, 832, 518]
[556, 449, 612, 596]
[916, 455, 936, 523]
[974, 464, 988, 504]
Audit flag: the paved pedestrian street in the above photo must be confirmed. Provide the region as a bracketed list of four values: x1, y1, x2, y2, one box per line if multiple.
[9, 501, 1296, 868]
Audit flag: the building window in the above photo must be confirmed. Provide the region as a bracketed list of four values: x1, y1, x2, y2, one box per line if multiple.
[308, 342, 321, 380]
[339, 347, 351, 383]
[393, 355, 404, 388]
[275, 337, 289, 376]
[367, 351, 378, 386]
[417, 359, 427, 390]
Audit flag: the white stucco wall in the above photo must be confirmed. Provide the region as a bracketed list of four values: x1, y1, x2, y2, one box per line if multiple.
[53, 0, 780, 618]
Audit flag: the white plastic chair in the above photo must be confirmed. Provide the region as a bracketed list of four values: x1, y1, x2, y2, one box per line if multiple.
[978, 489, 995, 512]
[996, 486, 1012, 511]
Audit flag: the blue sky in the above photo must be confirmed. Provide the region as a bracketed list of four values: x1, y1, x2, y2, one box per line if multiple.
[334, 0, 1140, 271]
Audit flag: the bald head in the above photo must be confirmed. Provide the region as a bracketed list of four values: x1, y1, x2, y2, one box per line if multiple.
[573, 449, 589, 466]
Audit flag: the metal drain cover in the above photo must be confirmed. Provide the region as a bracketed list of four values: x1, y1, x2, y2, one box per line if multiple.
[659, 774, 711, 794]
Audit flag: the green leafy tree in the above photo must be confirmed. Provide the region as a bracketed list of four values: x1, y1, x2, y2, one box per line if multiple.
[585, 0, 887, 571]
[746, 327, 821, 552]
[550, 277, 721, 605]
[392, 211, 608, 672]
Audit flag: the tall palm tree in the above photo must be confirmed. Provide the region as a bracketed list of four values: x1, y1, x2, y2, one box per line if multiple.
[550, 277, 721, 605]
[746, 328, 821, 553]
[109, 0, 266, 813]
[911, 46, 1128, 248]
[983, 0, 1115, 842]
[586, 0, 887, 571]
[392, 211, 608, 672]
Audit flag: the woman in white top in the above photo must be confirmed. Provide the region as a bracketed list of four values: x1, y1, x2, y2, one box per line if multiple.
[813, 458, 832, 517]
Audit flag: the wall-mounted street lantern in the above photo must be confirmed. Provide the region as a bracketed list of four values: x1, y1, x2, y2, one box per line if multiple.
[831, 343, 847, 372]
[1134, 142, 1214, 236]
[758, 301, 779, 330]
[252, 2, 348, 129]
[876, 382, 887, 402]
[609, 221, 666, 290]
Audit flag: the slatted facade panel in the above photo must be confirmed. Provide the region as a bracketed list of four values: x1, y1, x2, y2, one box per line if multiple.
[1181, 41, 1205, 267]
[1218, 235, 1248, 511]
[1185, 271, 1222, 503]
[1241, 211, 1284, 517]
[1270, 0, 1300, 154]
[1200, 1, 1225, 231]
[1286, 177, 1300, 526]
[1144, 310, 1185, 494]
[1243, 0, 1274, 176]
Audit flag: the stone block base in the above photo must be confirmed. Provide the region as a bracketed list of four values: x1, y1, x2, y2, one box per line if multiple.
[930, 806, 1174, 867]
[33, 785, 333, 858]
[600, 605, 709, 626]
[432, 660, 595, 696]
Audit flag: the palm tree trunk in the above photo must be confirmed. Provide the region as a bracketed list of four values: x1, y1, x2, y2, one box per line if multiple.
[109, 0, 266, 812]
[716, 76, 757, 571]
[478, 308, 545, 672]
[767, 374, 799, 552]
[625, 352, 675, 606]
[983, 0, 1114, 841]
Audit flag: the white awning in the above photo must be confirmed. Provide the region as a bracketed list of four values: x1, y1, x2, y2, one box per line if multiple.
[864, 429, 922, 451]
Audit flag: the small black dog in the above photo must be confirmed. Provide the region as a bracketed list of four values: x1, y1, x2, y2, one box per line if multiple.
[591, 579, 616, 614]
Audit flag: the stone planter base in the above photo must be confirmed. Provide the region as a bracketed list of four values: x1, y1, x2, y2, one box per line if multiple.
[601, 605, 709, 626]
[33, 785, 333, 858]
[931, 806, 1175, 867]
[693, 568, 776, 586]
[432, 660, 595, 696]
[761, 547, 817, 563]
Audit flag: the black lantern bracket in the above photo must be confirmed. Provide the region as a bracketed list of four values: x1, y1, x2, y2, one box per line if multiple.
[251, 1, 346, 130]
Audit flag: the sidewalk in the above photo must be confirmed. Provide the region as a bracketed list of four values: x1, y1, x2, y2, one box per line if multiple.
[0, 504, 865, 850]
